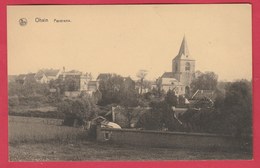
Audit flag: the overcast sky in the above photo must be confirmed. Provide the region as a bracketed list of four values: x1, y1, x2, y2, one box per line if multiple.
[7, 4, 252, 81]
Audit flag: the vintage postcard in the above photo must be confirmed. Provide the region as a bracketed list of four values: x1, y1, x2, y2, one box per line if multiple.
[7, 4, 252, 161]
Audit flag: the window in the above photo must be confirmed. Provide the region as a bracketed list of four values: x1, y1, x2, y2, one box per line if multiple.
[104, 132, 111, 140]
[185, 62, 191, 71]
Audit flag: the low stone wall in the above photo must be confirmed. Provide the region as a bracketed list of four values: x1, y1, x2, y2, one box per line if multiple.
[97, 126, 246, 150]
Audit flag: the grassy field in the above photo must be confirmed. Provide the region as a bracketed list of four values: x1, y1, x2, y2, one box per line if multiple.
[9, 116, 252, 161]
[9, 116, 86, 144]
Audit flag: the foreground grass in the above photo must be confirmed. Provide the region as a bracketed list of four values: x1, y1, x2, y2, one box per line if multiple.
[9, 141, 252, 161]
[9, 116, 252, 161]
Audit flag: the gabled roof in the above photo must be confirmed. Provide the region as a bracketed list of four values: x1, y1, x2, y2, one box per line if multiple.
[191, 90, 215, 100]
[43, 69, 60, 77]
[35, 69, 60, 79]
[161, 72, 175, 78]
[34, 71, 45, 80]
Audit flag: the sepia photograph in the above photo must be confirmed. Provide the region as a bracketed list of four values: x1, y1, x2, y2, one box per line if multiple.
[7, 4, 252, 161]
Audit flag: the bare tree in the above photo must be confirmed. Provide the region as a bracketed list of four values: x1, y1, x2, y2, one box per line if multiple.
[136, 70, 148, 94]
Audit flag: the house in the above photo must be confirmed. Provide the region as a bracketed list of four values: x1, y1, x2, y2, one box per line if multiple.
[190, 90, 215, 108]
[88, 81, 99, 92]
[59, 69, 82, 91]
[35, 69, 61, 83]
[80, 72, 93, 91]
[60, 68, 99, 97]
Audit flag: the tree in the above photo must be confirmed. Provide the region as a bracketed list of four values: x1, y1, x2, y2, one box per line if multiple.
[8, 81, 23, 96]
[98, 74, 125, 105]
[179, 79, 252, 136]
[164, 89, 178, 107]
[58, 98, 97, 126]
[223, 80, 252, 136]
[137, 100, 180, 131]
[151, 78, 165, 98]
[98, 74, 139, 107]
[190, 71, 218, 94]
[136, 70, 148, 94]
[9, 79, 49, 97]
[65, 77, 79, 91]
[178, 95, 186, 106]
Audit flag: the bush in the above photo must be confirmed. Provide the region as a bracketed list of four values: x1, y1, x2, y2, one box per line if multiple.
[58, 98, 97, 127]
[137, 101, 181, 130]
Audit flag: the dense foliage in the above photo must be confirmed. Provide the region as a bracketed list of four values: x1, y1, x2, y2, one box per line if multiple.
[58, 98, 98, 126]
[191, 71, 218, 94]
[98, 75, 139, 107]
[180, 80, 252, 136]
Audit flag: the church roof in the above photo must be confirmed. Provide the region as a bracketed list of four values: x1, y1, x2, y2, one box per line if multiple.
[174, 35, 194, 60]
[161, 72, 175, 78]
[178, 36, 189, 56]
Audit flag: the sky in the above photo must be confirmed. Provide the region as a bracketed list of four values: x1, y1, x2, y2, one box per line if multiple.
[7, 4, 252, 81]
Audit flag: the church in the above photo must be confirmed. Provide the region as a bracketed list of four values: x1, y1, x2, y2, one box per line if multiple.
[159, 36, 196, 97]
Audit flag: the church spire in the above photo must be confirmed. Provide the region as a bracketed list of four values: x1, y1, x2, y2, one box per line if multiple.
[177, 35, 190, 58]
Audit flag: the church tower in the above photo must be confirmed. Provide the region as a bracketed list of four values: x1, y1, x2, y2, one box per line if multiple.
[172, 36, 195, 96]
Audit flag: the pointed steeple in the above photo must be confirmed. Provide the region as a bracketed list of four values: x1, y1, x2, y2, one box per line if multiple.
[178, 35, 190, 58]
